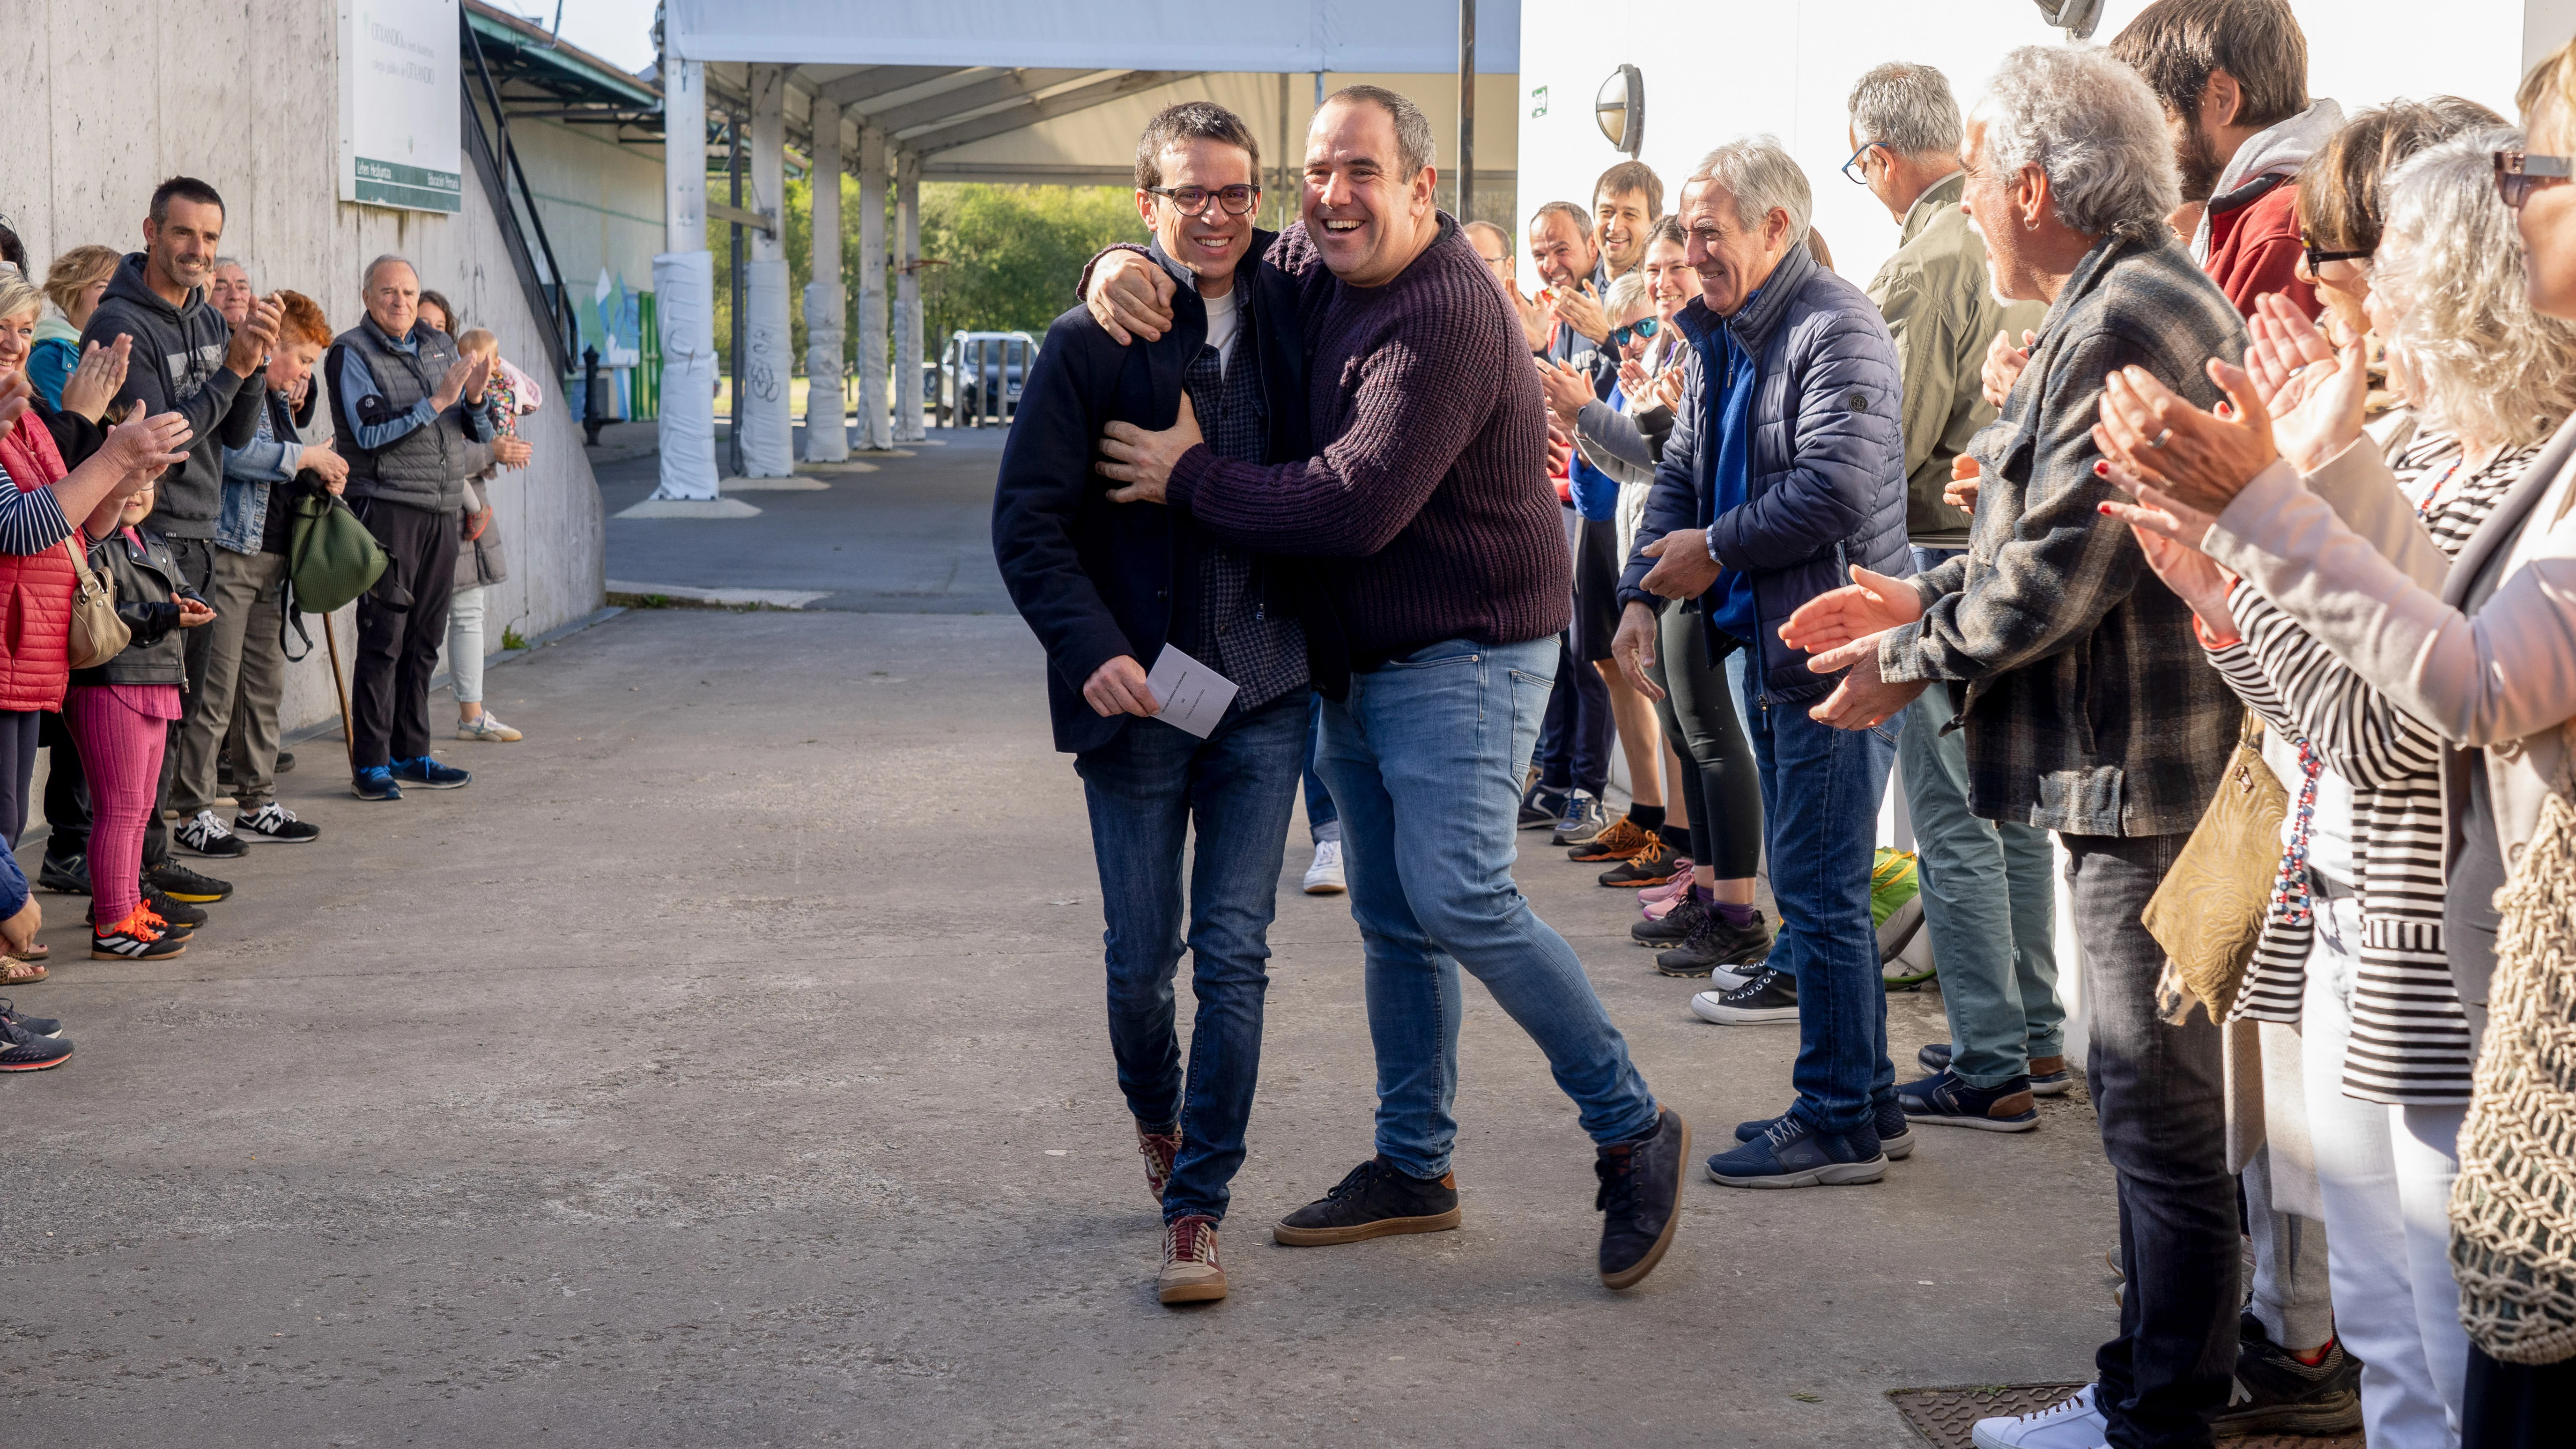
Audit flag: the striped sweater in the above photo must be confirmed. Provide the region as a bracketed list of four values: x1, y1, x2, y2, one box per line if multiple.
[2208, 426, 2537, 1105]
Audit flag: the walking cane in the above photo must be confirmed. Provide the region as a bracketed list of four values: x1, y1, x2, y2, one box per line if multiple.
[324, 607, 355, 774]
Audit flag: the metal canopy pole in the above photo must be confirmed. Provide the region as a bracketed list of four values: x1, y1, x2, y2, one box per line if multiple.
[1457, 0, 1475, 225]
[728, 109, 745, 480]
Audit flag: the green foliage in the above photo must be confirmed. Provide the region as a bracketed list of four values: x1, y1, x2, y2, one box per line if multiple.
[500, 626, 528, 651]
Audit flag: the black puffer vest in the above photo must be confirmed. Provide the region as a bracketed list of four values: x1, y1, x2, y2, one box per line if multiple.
[329, 318, 487, 512]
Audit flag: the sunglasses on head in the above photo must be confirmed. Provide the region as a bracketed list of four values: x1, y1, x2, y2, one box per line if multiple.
[2297, 230, 2370, 274]
[2494, 150, 2574, 209]
[1607, 316, 1661, 347]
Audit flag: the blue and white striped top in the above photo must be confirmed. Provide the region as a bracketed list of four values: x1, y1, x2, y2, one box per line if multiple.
[0, 458, 76, 556]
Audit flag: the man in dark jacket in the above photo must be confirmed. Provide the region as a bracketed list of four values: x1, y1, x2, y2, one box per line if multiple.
[1611, 135, 1911, 1188]
[329, 254, 491, 802]
[992, 102, 1326, 1309]
[78, 176, 277, 907]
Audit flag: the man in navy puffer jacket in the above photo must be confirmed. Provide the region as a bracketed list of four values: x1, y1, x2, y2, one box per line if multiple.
[1611, 136, 1911, 1188]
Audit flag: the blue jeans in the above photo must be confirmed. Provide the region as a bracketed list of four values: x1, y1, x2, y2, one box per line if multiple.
[1747, 691, 1898, 1135]
[1899, 549, 2063, 1088]
[1303, 693, 1339, 844]
[1316, 637, 1660, 1177]
[1074, 693, 1308, 1223]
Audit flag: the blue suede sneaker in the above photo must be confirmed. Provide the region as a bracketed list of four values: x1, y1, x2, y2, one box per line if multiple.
[1706, 1114, 1887, 1188]
[1919, 1041, 2075, 1097]
[1897, 1069, 2040, 1132]
[1733, 1094, 1913, 1161]
[392, 756, 471, 790]
[352, 766, 404, 801]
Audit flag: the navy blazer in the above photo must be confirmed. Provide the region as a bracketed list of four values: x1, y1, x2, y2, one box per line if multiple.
[992, 232, 1339, 755]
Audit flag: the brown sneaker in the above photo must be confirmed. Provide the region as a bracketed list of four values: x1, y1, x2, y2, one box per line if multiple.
[1568, 815, 1651, 862]
[1136, 1119, 1181, 1204]
[1157, 1214, 1227, 1303]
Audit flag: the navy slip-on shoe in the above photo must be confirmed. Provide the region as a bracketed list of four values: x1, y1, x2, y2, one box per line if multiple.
[1897, 1069, 2040, 1132]
[1706, 1115, 1886, 1188]
[1733, 1095, 1912, 1161]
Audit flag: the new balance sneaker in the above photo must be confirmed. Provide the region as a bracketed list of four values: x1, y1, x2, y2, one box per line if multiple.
[37, 852, 89, 895]
[0, 999, 64, 1037]
[174, 808, 248, 858]
[144, 887, 207, 932]
[1567, 815, 1651, 862]
[1920, 1042, 2076, 1097]
[1136, 1118, 1180, 1205]
[1898, 1070, 2040, 1132]
[91, 905, 187, 960]
[1690, 966, 1799, 1023]
[392, 755, 471, 790]
[1632, 894, 1706, 948]
[1302, 839, 1346, 895]
[1518, 787, 1564, 830]
[1972, 1385, 2107, 1449]
[1549, 791, 1607, 846]
[2212, 1314, 2362, 1436]
[0, 1016, 73, 1072]
[1735, 1095, 1914, 1161]
[1595, 1107, 1689, 1289]
[1158, 1214, 1227, 1304]
[1599, 837, 1682, 888]
[353, 766, 403, 801]
[1705, 1114, 1885, 1188]
[146, 859, 231, 904]
[455, 712, 523, 742]
[1273, 1156, 1461, 1246]
[233, 802, 320, 843]
[1655, 906, 1773, 978]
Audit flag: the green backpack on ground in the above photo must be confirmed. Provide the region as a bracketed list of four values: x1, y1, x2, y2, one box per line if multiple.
[288, 488, 389, 617]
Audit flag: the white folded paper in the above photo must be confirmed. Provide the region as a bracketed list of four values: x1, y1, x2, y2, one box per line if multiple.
[1143, 644, 1239, 739]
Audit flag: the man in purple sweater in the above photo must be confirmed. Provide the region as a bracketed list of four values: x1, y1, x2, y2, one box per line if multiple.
[1088, 84, 1690, 1291]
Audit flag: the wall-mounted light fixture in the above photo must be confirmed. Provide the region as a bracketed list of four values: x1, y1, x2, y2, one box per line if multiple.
[1596, 65, 1643, 156]
[2032, 0, 2103, 38]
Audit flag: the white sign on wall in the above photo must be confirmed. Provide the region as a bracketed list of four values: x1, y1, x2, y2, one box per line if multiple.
[338, 0, 463, 213]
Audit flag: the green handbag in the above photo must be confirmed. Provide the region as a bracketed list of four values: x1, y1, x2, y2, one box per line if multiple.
[287, 487, 389, 617]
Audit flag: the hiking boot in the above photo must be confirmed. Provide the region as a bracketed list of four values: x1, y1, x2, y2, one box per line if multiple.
[0, 1016, 73, 1072]
[2213, 1314, 2362, 1436]
[146, 859, 232, 904]
[175, 808, 248, 858]
[1599, 836, 1682, 887]
[1972, 1385, 2107, 1449]
[1158, 1214, 1227, 1304]
[1735, 1095, 1914, 1161]
[1136, 1118, 1180, 1205]
[392, 755, 471, 790]
[91, 905, 187, 961]
[1550, 791, 1607, 846]
[1705, 1114, 1886, 1189]
[234, 802, 320, 843]
[1568, 815, 1651, 862]
[353, 766, 404, 801]
[1632, 893, 1707, 948]
[1690, 967, 1800, 1023]
[456, 712, 523, 742]
[144, 887, 208, 931]
[1655, 906, 1773, 977]
[1595, 1107, 1690, 1289]
[0, 999, 64, 1038]
[1899, 1070, 2040, 1132]
[1273, 1156, 1461, 1246]
[1302, 839, 1346, 895]
[1920, 1042, 2075, 1097]
[37, 852, 89, 895]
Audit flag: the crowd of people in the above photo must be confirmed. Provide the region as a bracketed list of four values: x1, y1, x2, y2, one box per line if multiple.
[995, 0, 2574, 1444]
[0, 177, 540, 1067]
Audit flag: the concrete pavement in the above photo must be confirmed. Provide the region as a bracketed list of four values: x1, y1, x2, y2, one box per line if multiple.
[1, 437, 2124, 1446]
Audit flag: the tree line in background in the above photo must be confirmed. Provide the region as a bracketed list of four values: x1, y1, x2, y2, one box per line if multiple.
[708, 174, 1147, 376]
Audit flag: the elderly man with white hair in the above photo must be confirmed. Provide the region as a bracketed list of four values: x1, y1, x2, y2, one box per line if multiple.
[1781, 44, 2249, 1449]
[1607, 134, 1911, 1187]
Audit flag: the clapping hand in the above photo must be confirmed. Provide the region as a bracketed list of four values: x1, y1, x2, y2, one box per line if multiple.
[0, 369, 30, 438]
[59, 334, 132, 422]
[2240, 293, 2366, 476]
[1510, 281, 1558, 352]
[2091, 359, 2280, 516]
[1538, 357, 1594, 430]
[433, 351, 494, 413]
[1777, 565, 1925, 657]
[223, 295, 282, 376]
[103, 404, 191, 488]
[176, 597, 216, 628]
[1552, 279, 1611, 346]
[1943, 453, 1982, 515]
[1636, 529, 1722, 599]
[1982, 328, 2035, 409]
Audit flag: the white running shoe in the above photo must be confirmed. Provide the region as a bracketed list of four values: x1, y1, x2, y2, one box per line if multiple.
[456, 712, 523, 742]
[1971, 1385, 2107, 1449]
[1302, 839, 1346, 895]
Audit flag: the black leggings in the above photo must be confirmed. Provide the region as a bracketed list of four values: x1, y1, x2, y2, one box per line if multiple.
[1647, 601, 1761, 880]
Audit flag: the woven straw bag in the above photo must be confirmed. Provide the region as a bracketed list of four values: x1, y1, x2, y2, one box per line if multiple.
[2450, 723, 2576, 1364]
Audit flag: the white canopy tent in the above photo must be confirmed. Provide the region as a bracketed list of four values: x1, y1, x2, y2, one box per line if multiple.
[649, 0, 1521, 500]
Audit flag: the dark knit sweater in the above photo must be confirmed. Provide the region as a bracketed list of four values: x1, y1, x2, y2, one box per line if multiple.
[1164, 216, 1569, 665]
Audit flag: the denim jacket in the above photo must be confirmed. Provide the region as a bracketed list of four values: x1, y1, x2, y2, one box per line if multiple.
[217, 389, 302, 554]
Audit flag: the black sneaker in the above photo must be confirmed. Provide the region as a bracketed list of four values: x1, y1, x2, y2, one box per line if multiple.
[1595, 1107, 1690, 1289]
[275, 750, 295, 774]
[90, 905, 187, 961]
[0, 1016, 73, 1071]
[1597, 836, 1682, 887]
[1705, 1114, 1885, 1188]
[1273, 1156, 1462, 1246]
[175, 809, 249, 858]
[1632, 894, 1708, 948]
[2213, 1314, 2363, 1436]
[1519, 788, 1565, 830]
[1690, 966, 1799, 1023]
[37, 852, 89, 895]
[1735, 1095, 1915, 1161]
[234, 803, 320, 843]
[0, 998, 64, 1038]
[1655, 906, 1774, 978]
[144, 887, 208, 932]
[146, 859, 233, 904]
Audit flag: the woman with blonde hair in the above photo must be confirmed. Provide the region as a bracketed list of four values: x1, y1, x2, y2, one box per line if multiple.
[30, 245, 120, 412]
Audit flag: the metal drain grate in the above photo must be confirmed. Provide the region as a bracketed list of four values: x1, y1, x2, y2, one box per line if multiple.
[1888, 1384, 2364, 1449]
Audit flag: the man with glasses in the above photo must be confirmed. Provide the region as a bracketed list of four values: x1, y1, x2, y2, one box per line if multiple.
[992, 101, 1334, 1308]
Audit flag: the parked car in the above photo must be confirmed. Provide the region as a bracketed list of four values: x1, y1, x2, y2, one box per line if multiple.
[938, 331, 1038, 427]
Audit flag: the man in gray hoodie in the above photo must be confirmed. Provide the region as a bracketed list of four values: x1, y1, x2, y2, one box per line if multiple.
[77, 175, 278, 905]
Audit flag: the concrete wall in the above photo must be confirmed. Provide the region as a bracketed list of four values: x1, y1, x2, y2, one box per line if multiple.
[0, 0, 605, 739]
[511, 115, 668, 346]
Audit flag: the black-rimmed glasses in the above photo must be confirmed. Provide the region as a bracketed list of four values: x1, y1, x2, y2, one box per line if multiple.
[1607, 316, 1661, 348]
[2298, 230, 2370, 274]
[1143, 184, 1261, 217]
[2495, 150, 2574, 209]
[1839, 140, 1882, 186]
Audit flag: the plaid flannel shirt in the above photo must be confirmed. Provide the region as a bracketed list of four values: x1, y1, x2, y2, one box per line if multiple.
[1877, 229, 2246, 837]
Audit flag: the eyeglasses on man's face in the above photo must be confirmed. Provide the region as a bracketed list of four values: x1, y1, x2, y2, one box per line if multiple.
[1607, 316, 1661, 347]
[2297, 229, 2371, 274]
[1839, 140, 1883, 186]
[2494, 150, 2574, 210]
[1144, 184, 1261, 217]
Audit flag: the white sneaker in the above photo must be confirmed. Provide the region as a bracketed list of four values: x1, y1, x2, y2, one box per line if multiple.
[456, 712, 523, 742]
[1302, 839, 1346, 895]
[1972, 1385, 2107, 1449]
